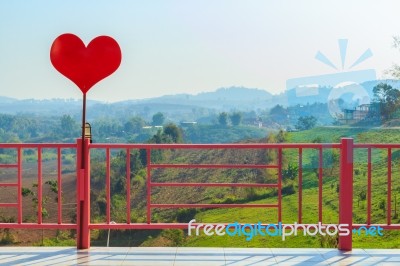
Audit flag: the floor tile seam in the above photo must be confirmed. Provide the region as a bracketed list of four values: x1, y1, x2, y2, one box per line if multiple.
[223, 247, 279, 264]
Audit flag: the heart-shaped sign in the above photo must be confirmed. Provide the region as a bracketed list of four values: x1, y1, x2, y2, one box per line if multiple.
[50, 33, 122, 94]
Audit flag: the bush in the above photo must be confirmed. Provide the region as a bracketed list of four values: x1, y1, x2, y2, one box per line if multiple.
[282, 163, 298, 180]
[176, 209, 197, 223]
[62, 155, 75, 165]
[133, 170, 146, 187]
[0, 217, 16, 245]
[319, 234, 338, 248]
[0, 231, 16, 245]
[162, 229, 184, 246]
[358, 191, 367, 201]
[282, 183, 295, 196]
[295, 116, 317, 131]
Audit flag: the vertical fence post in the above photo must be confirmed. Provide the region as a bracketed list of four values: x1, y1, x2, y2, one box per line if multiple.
[76, 138, 91, 249]
[146, 148, 152, 224]
[339, 138, 353, 251]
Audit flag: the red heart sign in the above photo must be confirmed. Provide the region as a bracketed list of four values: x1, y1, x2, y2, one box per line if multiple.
[50, 33, 122, 94]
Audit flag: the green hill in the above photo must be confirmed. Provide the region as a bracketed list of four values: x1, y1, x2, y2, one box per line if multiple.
[132, 127, 400, 248]
[12, 126, 399, 248]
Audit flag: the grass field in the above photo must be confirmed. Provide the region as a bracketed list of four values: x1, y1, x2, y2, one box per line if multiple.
[2, 126, 400, 248]
[139, 126, 400, 248]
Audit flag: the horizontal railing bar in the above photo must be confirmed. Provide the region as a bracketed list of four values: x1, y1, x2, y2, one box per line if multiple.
[9, 143, 400, 150]
[0, 223, 77, 229]
[0, 143, 76, 148]
[0, 183, 18, 187]
[0, 203, 18, 207]
[0, 164, 18, 168]
[354, 144, 400, 148]
[151, 182, 278, 188]
[150, 164, 278, 169]
[6, 142, 400, 150]
[90, 143, 341, 149]
[151, 203, 278, 208]
[3, 139, 400, 244]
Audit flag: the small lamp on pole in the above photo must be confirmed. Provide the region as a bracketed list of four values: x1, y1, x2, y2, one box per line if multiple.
[84, 122, 92, 143]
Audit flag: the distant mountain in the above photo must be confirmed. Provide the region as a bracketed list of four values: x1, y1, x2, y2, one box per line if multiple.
[128, 86, 273, 111]
[1, 81, 400, 119]
[273, 79, 400, 106]
[0, 96, 17, 104]
[0, 98, 100, 118]
[89, 87, 274, 121]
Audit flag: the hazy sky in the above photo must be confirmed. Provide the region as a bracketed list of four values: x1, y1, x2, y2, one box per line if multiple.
[1, 0, 400, 102]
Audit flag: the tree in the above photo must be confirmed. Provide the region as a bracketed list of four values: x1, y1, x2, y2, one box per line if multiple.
[124, 116, 146, 134]
[282, 163, 298, 180]
[270, 104, 288, 124]
[218, 112, 229, 126]
[143, 125, 182, 165]
[276, 130, 286, 143]
[152, 112, 165, 126]
[230, 112, 242, 126]
[163, 123, 183, 143]
[270, 104, 287, 116]
[295, 116, 317, 131]
[60, 115, 77, 138]
[378, 199, 386, 214]
[382, 36, 400, 120]
[372, 83, 400, 120]
[94, 118, 123, 138]
[22, 180, 59, 219]
[0, 114, 13, 131]
[386, 36, 400, 78]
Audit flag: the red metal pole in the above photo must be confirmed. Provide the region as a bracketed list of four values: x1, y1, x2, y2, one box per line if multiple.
[318, 148, 323, 223]
[126, 149, 131, 224]
[387, 148, 392, 225]
[83, 139, 91, 248]
[106, 148, 111, 224]
[298, 148, 302, 224]
[57, 148, 62, 224]
[278, 148, 282, 222]
[146, 148, 151, 224]
[80, 93, 86, 169]
[76, 139, 82, 249]
[76, 138, 90, 249]
[367, 148, 372, 225]
[38, 147, 42, 224]
[339, 138, 353, 251]
[17, 148, 22, 224]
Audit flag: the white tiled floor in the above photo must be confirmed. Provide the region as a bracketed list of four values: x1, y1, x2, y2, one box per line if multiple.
[0, 247, 399, 265]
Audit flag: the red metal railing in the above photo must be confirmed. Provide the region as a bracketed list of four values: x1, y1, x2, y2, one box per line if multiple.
[89, 143, 284, 228]
[353, 143, 400, 230]
[86, 141, 350, 249]
[0, 143, 76, 229]
[0, 138, 399, 251]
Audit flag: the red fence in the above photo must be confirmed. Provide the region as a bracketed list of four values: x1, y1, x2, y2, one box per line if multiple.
[0, 143, 76, 230]
[0, 138, 399, 250]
